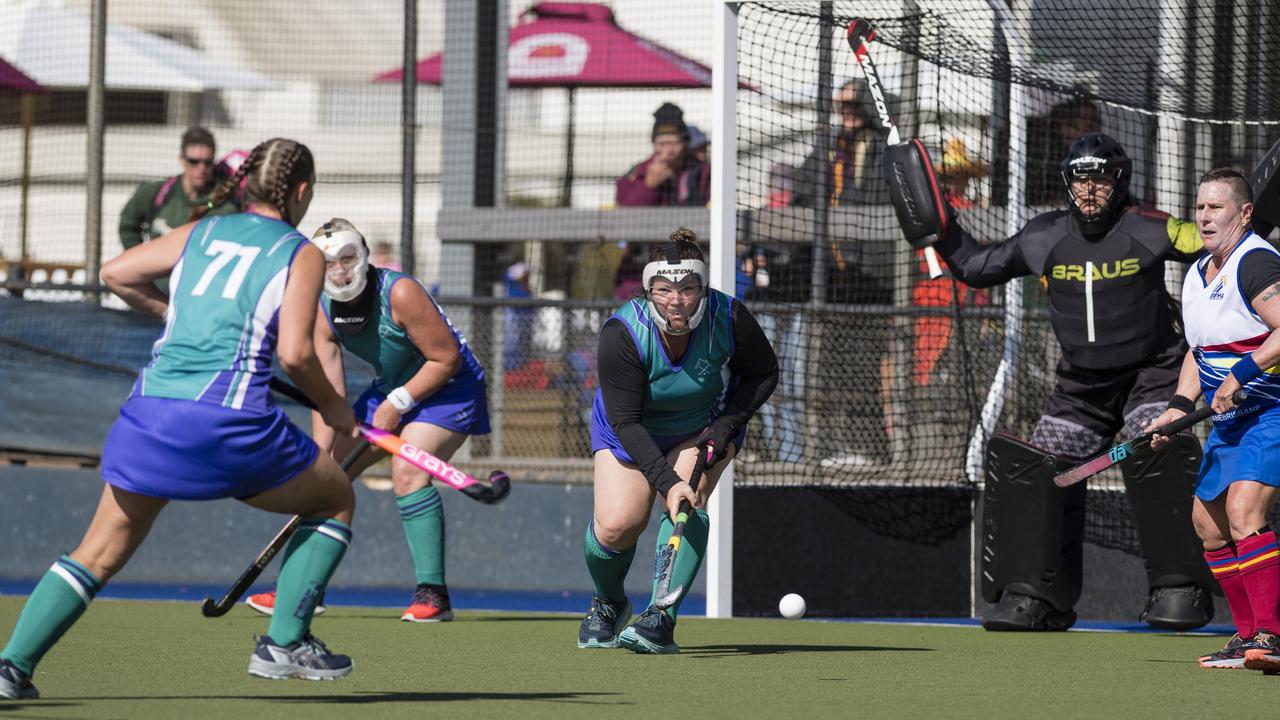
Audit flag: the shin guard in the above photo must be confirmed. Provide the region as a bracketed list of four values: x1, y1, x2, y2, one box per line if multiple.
[982, 434, 1084, 612]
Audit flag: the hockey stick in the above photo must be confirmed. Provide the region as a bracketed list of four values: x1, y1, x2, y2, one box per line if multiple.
[1053, 389, 1246, 487]
[847, 18, 943, 279]
[268, 377, 511, 505]
[199, 438, 368, 618]
[654, 443, 715, 610]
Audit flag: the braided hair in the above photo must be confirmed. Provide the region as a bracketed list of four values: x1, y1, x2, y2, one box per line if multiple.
[189, 138, 315, 225]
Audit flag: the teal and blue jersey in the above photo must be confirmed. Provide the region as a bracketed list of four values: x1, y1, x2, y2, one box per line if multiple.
[135, 213, 309, 412]
[596, 289, 736, 441]
[321, 268, 485, 399]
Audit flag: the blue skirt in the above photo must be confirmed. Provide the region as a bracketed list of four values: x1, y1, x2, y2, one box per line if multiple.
[101, 396, 319, 501]
[589, 390, 745, 465]
[355, 380, 490, 435]
[1196, 408, 1280, 501]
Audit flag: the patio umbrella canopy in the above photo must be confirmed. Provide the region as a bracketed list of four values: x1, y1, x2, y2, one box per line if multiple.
[375, 2, 717, 204]
[1, 53, 44, 93]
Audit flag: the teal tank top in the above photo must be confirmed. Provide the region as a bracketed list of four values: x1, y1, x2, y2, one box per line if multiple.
[137, 213, 308, 411]
[610, 289, 736, 437]
[321, 268, 484, 396]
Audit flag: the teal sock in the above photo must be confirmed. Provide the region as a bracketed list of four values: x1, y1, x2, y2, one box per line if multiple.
[397, 486, 445, 586]
[584, 521, 635, 604]
[649, 510, 709, 620]
[1, 555, 102, 675]
[268, 518, 351, 646]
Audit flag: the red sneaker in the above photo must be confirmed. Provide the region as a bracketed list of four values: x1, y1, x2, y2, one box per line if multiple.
[245, 590, 327, 616]
[401, 584, 453, 622]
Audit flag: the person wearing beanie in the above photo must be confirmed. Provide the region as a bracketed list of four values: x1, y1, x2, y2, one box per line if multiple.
[616, 103, 710, 207]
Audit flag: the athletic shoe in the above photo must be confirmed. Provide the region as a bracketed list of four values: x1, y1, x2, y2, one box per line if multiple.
[1243, 630, 1280, 673]
[0, 659, 38, 700]
[1140, 585, 1214, 631]
[577, 595, 632, 649]
[1198, 633, 1251, 669]
[401, 584, 454, 622]
[981, 592, 1077, 631]
[246, 590, 326, 617]
[619, 606, 679, 654]
[247, 633, 353, 680]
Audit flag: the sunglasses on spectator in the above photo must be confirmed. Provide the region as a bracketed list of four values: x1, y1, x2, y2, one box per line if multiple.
[183, 156, 215, 167]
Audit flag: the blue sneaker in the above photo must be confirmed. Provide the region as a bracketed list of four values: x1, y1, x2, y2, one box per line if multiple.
[618, 606, 679, 654]
[248, 633, 353, 680]
[577, 596, 631, 649]
[0, 659, 38, 699]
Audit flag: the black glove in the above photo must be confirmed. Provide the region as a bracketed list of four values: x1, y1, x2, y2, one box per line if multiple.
[697, 417, 739, 468]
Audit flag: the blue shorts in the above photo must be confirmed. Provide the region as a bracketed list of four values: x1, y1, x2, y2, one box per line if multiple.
[355, 380, 490, 435]
[590, 392, 745, 464]
[101, 396, 319, 501]
[1196, 408, 1280, 501]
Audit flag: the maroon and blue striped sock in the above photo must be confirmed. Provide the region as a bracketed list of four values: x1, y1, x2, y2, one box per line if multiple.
[1236, 530, 1280, 635]
[1205, 543, 1253, 638]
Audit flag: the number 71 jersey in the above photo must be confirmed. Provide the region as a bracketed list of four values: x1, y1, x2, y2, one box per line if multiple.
[137, 213, 308, 411]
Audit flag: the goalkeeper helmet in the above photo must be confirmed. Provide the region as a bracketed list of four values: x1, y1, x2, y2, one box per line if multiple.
[1060, 132, 1132, 233]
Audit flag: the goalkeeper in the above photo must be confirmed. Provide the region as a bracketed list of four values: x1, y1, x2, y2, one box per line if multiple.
[888, 132, 1213, 631]
[578, 227, 777, 654]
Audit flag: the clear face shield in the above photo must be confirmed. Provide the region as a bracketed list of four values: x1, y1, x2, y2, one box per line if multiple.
[642, 241, 708, 336]
[311, 226, 369, 302]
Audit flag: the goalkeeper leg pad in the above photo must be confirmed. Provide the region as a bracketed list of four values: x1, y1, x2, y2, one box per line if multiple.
[1121, 431, 1215, 591]
[981, 433, 1085, 614]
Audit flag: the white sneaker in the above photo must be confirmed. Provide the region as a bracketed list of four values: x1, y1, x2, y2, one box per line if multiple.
[248, 633, 353, 681]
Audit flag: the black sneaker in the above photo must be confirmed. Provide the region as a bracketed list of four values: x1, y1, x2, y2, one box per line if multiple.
[1199, 633, 1252, 669]
[401, 584, 454, 622]
[0, 659, 38, 700]
[577, 595, 631, 649]
[1244, 630, 1280, 673]
[618, 606, 679, 654]
[1140, 585, 1214, 631]
[248, 633, 353, 680]
[981, 592, 1077, 632]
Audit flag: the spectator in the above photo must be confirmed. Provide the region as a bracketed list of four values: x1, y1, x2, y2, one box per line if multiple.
[766, 162, 794, 209]
[613, 242, 648, 301]
[688, 125, 709, 165]
[118, 126, 240, 251]
[503, 261, 534, 372]
[615, 103, 710, 207]
[371, 241, 402, 272]
[792, 80, 890, 208]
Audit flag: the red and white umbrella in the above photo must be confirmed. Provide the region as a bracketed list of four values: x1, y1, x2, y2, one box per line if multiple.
[376, 2, 719, 204]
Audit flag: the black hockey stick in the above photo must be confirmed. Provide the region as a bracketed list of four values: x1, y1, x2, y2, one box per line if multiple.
[1054, 389, 1246, 487]
[199, 437, 368, 618]
[654, 444, 714, 610]
[268, 377, 511, 504]
[846, 18, 943, 279]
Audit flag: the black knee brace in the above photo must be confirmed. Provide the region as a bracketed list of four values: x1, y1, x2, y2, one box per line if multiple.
[981, 434, 1085, 612]
[1120, 431, 1217, 593]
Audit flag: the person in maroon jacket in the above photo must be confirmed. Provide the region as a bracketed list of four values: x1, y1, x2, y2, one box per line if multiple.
[615, 103, 709, 207]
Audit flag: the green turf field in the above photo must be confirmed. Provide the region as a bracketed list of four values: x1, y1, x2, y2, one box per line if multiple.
[0, 597, 1271, 718]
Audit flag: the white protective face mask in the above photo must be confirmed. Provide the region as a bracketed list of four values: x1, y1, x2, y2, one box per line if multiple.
[642, 245, 708, 336]
[311, 227, 369, 302]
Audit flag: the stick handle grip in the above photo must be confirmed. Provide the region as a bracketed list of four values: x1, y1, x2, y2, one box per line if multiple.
[1155, 389, 1246, 437]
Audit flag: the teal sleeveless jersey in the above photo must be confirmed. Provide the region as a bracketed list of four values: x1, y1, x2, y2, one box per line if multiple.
[321, 268, 485, 396]
[610, 289, 735, 437]
[137, 213, 308, 411]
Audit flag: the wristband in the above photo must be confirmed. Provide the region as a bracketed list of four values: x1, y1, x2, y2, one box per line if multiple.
[387, 386, 415, 413]
[1231, 355, 1264, 386]
[1167, 394, 1196, 414]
